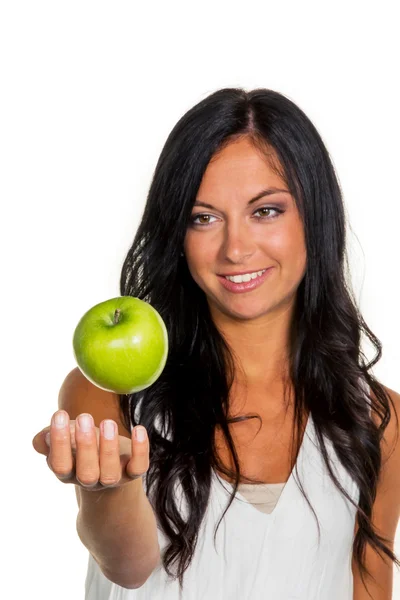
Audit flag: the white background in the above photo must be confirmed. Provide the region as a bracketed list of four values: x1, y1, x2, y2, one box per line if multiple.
[1, 1, 399, 598]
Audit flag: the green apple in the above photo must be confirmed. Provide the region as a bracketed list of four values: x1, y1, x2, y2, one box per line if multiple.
[72, 296, 168, 394]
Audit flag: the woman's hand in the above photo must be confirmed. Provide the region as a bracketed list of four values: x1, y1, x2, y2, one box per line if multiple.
[32, 410, 149, 491]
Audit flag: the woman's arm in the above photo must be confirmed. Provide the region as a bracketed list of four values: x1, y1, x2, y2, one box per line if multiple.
[352, 385, 400, 599]
[77, 479, 160, 589]
[59, 368, 161, 589]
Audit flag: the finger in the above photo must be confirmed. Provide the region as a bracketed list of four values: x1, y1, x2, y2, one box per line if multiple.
[125, 426, 149, 480]
[98, 420, 122, 487]
[47, 410, 74, 480]
[75, 414, 100, 488]
[32, 427, 51, 455]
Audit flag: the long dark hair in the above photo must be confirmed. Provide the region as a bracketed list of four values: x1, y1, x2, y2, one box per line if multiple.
[119, 88, 399, 595]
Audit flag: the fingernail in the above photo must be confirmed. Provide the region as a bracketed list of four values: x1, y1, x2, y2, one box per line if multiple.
[78, 414, 93, 433]
[134, 426, 147, 441]
[54, 411, 66, 429]
[45, 432, 51, 446]
[103, 420, 115, 440]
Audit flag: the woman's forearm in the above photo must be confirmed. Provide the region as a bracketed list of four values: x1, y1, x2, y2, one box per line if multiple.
[76, 478, 160, 589]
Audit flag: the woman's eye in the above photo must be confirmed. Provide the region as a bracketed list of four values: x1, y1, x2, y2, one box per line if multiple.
[190, 214, 217, 225]
[190, 206, 283, 226]
[254, 207, 277, 218]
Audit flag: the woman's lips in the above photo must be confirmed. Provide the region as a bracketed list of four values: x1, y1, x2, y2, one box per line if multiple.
[217, 267, 273, 293]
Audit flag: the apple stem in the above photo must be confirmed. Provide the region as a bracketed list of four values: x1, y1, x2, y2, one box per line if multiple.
[113, 309, 121, 325]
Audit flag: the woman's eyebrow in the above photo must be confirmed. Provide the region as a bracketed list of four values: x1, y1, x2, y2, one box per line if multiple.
[194, 187, 290, 210]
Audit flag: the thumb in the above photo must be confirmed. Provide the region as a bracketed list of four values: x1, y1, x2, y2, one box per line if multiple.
[32, 427, 51, 456]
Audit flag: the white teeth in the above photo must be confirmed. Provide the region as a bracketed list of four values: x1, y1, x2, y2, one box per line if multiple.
[225, 269, 266, 283]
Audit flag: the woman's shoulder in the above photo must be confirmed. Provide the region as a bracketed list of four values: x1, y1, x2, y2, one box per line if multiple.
[58, 367, 132, 438]
[368, 382, 400, 433]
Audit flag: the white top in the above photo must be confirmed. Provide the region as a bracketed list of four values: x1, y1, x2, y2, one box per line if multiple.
[84, 380, 371, 599]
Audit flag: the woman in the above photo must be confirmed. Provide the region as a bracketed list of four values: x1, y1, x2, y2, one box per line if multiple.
[33, 87, 400, 599]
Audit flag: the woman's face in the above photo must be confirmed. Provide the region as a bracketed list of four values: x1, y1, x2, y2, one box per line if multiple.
[183, 137, 307, 323]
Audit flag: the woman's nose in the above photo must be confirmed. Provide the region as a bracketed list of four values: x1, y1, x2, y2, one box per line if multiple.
[221, 222, 256, 263]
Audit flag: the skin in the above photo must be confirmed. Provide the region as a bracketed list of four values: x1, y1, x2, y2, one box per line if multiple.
[183, 136, 307, 406]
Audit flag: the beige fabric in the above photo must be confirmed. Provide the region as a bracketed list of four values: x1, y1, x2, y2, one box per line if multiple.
[237, 482, 286, 514]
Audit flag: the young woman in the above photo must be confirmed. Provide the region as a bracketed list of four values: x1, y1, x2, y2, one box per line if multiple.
[33, 87, 400, 599]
